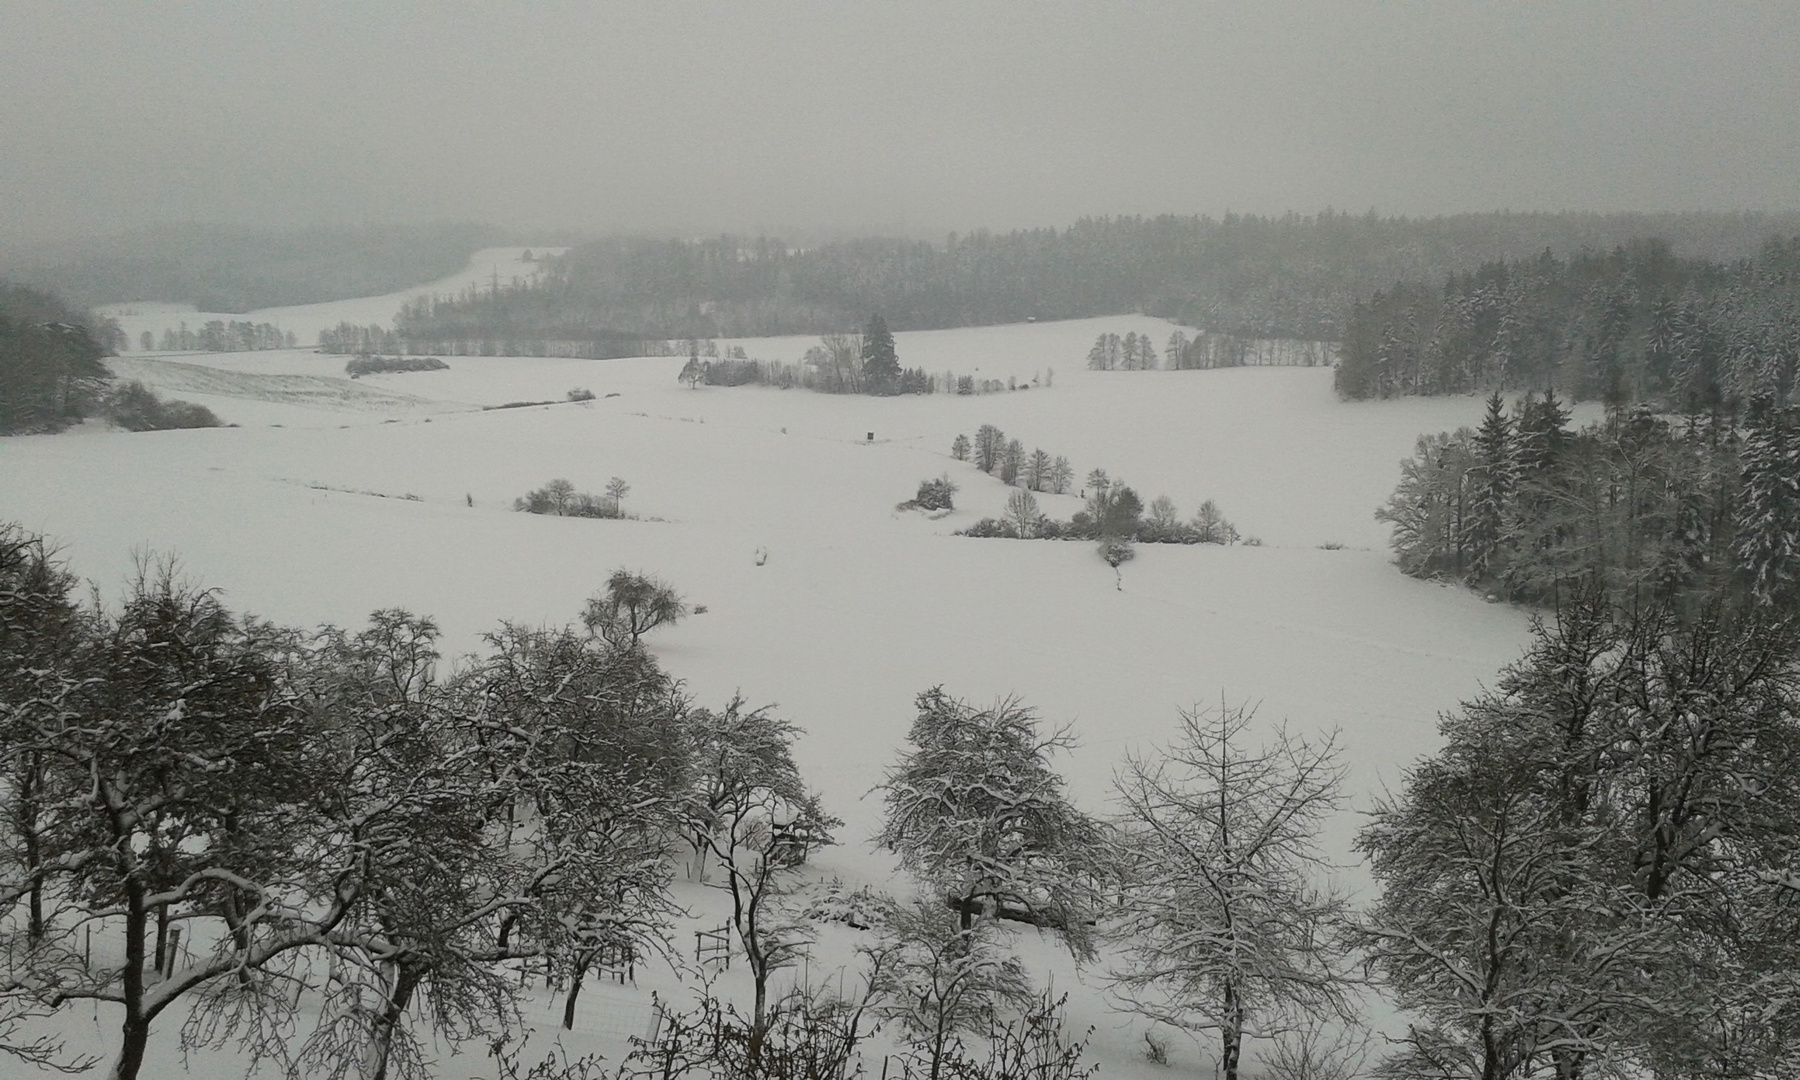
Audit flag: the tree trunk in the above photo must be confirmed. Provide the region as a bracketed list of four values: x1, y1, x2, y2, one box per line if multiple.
[1220, 981, 1243, 1080]
[110, 885, 151, 1080]
[154, 905, 172, 976]
[562, 952, 592, 1030]
[368, 964, 423, 1080]
[108, 1014, 153, 1080]
[18, 757, 44, 942]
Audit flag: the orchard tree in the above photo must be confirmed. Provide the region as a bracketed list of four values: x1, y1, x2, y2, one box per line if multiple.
[0, 563, 330, 1080]
[1110, 704, 1357, 1080]
[581, 569, 686, 649]
[871, 896, 1034, 1080]
[685, 696, 839, 1067]
[876, 688, 1106, 956]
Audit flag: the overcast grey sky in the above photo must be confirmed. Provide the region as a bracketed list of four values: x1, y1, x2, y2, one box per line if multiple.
[4, 1, 1798, 241]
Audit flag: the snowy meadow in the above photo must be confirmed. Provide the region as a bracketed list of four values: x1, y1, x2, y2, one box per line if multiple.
[2, 275, 1544, 1078]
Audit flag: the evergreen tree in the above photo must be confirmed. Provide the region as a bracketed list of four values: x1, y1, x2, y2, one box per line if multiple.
[1024, 448, 1053, 491]
[950, 433, 970, 461]
[1736, 404, 1800, 605]
[862, 314, 900, 384]
[1464, 391, 1515, 578]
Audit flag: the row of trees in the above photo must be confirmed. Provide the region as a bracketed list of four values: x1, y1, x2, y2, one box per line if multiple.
[12, 521, 1798, 1078]
[952, 426, 1076, 495]
[960, 475, 1238, 553]
[516, 476, 635, 519]
[679, 316, 941, 396]
[141, 320, 294, 353]
[1088, 330, 1336, 372]
[873, 597, 1800, 1080]
[1378, 390, 1800, 610]
[383, 212, 1800, 345]
[1336, 237, 1800, 408]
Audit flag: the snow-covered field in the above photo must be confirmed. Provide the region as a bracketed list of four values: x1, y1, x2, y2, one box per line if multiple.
[2, 306, 1544, 1077]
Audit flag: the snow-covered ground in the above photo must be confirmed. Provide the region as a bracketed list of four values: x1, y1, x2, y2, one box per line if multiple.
[1, 304, 1546, 1077]
[96, 246, 562, 349]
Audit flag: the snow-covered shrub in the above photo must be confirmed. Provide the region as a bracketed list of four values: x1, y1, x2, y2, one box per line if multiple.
[104, 380, 222, 430]
[799, 878, 884, 930]
[900, 476, 958, 512]
[344, 354, 448, 377]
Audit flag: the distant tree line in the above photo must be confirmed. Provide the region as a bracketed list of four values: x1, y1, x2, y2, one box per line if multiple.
[388, 212, 1800, 347]
[1336, 237, 1800, 408]
[680, 316, 958, 397]
[318, 318, 646, 361]
[146, 319, 295, 352]
[1378, 389, 1800, 611]
[1, 222, 502, 312]
[1087, 330, 1334, 371]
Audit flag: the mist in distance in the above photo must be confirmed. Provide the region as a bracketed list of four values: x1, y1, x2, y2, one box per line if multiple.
[3, 1, 1798, 244]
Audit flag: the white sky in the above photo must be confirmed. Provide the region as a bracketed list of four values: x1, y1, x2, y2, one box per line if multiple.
[3, 1, 1799, 240]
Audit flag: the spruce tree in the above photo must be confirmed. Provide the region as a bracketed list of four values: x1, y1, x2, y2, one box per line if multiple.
[1464, 390, 1515, 579]
[1736, 404, 1800, 605]
[862, 314, 899, 385]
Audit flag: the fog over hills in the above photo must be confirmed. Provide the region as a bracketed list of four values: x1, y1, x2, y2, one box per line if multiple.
[3, 2, 1798, 243]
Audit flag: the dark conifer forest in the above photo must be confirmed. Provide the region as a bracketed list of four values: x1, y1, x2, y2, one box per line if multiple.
[392, 212, 1800, 346]
[1336, 236, 1800, 408]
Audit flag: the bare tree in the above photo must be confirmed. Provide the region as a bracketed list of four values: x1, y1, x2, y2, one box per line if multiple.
[582, 569, 687, 649]
[605, 476, 631, 514]
[686, 697, 839, 1068]
[1109, 702, 1357, 1080]
[871, 896, 1034, 1080]
[1004, 489, 1043, 538]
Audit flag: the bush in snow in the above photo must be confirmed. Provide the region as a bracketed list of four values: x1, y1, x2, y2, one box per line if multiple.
[344, 354, 448, 377]
[900, 476, 958, 512]
[104, 380, 222, 431]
